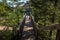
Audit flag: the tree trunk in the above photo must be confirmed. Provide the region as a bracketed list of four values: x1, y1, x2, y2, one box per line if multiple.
[56, 30, 60, 40]
[54, 0, 58, 6]
[49, 31, 52, 40]
[54, 0, 60, 40]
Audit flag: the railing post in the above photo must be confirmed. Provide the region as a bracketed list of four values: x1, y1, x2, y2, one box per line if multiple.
[56, 30, 60, 40]
[18, 15, 26, 39]
[34, 28, 38, 40]
[56, 20, 60, 40]
[31, 15, 38, 40]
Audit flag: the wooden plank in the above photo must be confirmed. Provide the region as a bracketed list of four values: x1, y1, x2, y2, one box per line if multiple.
[0, 26, 13, 30]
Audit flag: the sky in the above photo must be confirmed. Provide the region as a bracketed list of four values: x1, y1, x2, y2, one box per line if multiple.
[0, 0, 29, 7]
[0, 0, 2, 2]
[0, 0, 29, 2]
[0, 0, 29, 4]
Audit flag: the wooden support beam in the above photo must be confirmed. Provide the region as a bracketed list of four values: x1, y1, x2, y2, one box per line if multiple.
[32, 20, 60, 30]
[31, 19, 60, 30]
[39, 23, 60, 30]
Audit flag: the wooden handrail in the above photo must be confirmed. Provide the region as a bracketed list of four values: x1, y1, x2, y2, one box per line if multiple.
[30, 14, 39, 40]
[30, 14, 60, 40]
[30, 14, 60, 31]
[18, 14, 26, 39]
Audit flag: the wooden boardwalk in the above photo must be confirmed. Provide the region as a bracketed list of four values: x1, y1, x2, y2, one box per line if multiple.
[20, 15, 35, 40]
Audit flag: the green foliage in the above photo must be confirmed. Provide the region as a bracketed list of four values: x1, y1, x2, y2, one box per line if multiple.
[0, 2, 23, 40]
[0, 0, 60, 40]
[0, 30, 12, 40]
[31, 0, 60, 25]
[0, 2, 23, 27]
[31, 0, 60, 40]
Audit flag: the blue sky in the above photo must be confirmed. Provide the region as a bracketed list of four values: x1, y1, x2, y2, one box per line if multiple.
[0, 0, 2, 2]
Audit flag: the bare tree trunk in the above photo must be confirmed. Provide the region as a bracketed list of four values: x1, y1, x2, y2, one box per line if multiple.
[49, 9, 55, 40]
[49, 31, 52, 40]
[54, 0, 60, 40]
[56, 30, 60, 40]
[54, 0, 58, 6]
[49, 0, 58, 39]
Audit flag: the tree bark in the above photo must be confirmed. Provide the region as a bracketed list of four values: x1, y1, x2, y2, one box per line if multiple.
[54, 0, 58, 6]
[49, 31, 52, 40]
[56, 30, 60, 40]
[54, 0, 60, 40]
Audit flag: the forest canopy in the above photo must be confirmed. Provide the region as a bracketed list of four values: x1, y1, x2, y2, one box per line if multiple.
[0, 0, 60, 40]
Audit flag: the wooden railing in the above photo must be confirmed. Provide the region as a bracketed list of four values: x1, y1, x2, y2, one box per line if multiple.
[11, 14, 60, 40]
[30, 14, 60, 40]
[30, 14, 40, 40]
[18, 14, 26, 39]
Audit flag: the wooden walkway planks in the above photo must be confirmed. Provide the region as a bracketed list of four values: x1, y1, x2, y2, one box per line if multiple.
[20, 15, 35, 40]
